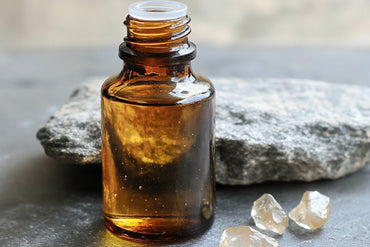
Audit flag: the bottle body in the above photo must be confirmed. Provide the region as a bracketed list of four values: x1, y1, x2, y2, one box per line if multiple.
[101, 67, 215, 242]
[101, 1, 215, 242]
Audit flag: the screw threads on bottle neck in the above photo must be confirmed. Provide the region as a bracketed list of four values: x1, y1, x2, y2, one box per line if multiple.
[125, 15, 191, 52]
[119, 15, 196, 66]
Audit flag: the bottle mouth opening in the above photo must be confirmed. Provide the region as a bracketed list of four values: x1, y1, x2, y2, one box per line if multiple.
[129, 0, 187, 20]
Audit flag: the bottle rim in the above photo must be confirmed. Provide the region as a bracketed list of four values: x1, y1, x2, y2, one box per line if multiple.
[128, 0, 187, 21]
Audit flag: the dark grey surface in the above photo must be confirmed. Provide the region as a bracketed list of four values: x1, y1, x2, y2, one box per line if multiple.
[0, 46, 369, 246]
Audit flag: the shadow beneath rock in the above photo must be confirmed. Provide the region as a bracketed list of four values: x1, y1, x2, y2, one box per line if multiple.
[0, 154, 102, 207]
[287, 220, 323, 239]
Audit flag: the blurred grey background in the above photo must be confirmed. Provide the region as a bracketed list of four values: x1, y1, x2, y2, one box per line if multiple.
[1, 0, 370, 51]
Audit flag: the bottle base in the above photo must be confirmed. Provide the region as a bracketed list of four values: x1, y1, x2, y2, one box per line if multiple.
[104, 214, 214, 244]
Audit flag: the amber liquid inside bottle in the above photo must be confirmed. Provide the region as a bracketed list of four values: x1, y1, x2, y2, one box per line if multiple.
[101, 13, 215, 243]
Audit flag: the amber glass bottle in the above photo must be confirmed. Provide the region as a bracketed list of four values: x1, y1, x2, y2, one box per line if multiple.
[101, 1, 215, 243]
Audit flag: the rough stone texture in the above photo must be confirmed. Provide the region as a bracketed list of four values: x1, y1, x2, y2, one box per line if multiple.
[219, 226, 280, 247]
[37, 77, 370, 184]
[251, 194, 288, 234]
[289, 191, 332, 230]
[37, 78, 102, 163]
[215, 78, 370, 184]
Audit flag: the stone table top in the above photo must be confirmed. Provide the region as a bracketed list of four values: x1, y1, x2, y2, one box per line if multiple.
[0, 47, 369, 246]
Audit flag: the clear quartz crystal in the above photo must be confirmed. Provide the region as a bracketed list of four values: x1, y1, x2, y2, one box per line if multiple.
[251, 193, 288, 234]
[219, 226, 280, 247]
[289, 191, 331, 230]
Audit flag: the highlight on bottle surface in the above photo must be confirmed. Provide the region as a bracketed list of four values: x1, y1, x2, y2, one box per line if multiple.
[101, 1, 215, 243]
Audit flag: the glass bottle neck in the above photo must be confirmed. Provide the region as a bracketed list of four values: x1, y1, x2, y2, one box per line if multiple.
[119, 15, 196, 66]
[122, 61, 193, 78]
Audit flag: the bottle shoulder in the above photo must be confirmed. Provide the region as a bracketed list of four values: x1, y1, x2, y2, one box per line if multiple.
[102, 72, 214, 106]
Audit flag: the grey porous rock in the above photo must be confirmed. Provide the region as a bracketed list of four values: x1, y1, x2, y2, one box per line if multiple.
[37, 78, 102, 164]
[37, 78, 370, 185]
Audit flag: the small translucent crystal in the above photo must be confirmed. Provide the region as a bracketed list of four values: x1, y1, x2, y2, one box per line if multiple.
[219, 226, 280, 247]
[251, 193, 288, 234]
[289, 191, 331, 230]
